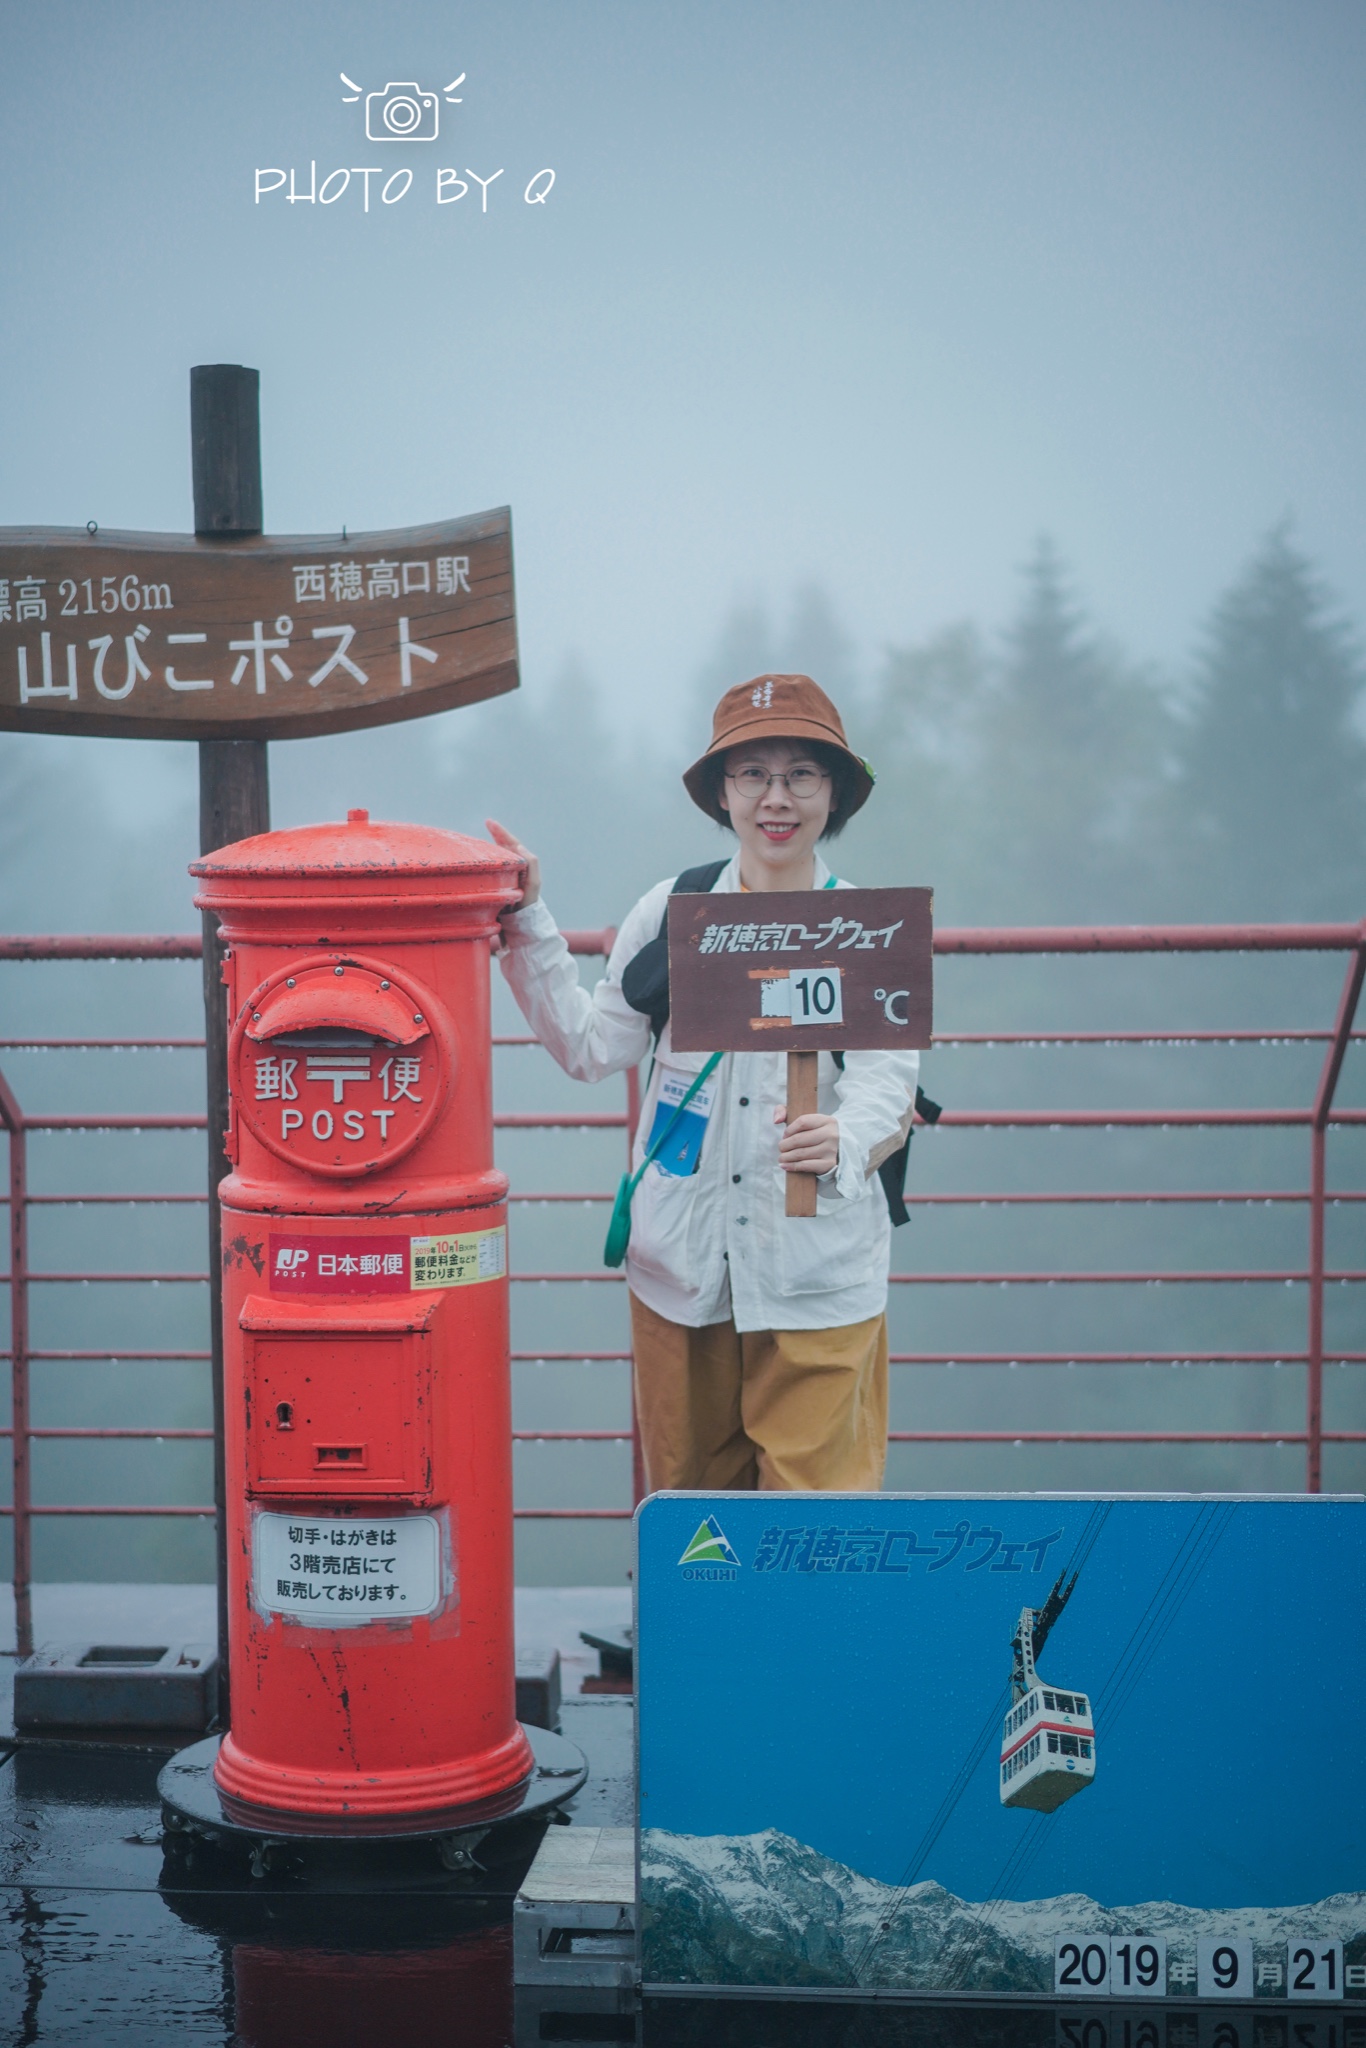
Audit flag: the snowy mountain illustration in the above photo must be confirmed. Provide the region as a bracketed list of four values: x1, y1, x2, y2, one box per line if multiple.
[640, 1828, 1366, 1991]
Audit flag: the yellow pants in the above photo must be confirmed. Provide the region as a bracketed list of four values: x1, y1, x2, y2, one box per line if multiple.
[629, 1291, 888, 1493]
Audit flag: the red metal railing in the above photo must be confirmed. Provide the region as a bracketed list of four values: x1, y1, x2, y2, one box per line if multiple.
[2, 919, 1364, 1660]
[0, 929, 635, 1654]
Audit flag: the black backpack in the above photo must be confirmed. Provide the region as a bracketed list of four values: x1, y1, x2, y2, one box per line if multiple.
[620, 861, 940, 1225]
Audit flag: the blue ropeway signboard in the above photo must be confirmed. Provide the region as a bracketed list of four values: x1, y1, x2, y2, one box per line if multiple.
[635, 1492, 1366, 2002]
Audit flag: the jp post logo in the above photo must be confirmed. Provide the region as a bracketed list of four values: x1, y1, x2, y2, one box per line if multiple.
[254, 70, 555, 215]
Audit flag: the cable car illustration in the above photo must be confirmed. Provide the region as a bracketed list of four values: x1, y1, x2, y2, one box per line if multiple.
[999, 1572, 1095, 1813]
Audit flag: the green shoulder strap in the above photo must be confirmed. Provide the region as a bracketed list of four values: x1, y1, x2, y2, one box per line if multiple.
[603, 1052, 723, 1268]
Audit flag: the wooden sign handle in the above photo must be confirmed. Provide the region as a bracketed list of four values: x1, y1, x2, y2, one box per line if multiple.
[784, 1048, 819, 1218]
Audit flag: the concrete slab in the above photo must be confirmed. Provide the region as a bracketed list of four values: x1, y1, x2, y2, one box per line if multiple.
[518, 1824, 633, 1906]
[514, 1826, 635, 1989]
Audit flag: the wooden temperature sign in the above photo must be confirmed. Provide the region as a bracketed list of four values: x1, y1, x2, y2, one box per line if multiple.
[0, 508, 517, 740]
[667, 886, 934, 1216]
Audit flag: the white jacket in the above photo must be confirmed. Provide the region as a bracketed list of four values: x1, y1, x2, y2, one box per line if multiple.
[498, 851, 919, 1332]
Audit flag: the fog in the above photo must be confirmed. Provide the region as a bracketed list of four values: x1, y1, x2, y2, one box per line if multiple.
[1, 3, 1364, 1582]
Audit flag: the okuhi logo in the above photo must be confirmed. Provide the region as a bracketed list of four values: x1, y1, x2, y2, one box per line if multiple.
[254, 70, 555, 217]
[678, 1517, 740, 1581]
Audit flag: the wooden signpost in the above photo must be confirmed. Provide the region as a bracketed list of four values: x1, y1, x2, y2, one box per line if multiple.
[667, 886, 934, 1215]
[0, 364, 520, 1721]
[0, 517, 517, 739]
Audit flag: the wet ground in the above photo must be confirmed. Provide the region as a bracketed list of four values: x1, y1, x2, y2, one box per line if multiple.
[0, 1583, 636, 2045]
[0, 1701, 630, 2046]
[1, 1591, 1356, 2047]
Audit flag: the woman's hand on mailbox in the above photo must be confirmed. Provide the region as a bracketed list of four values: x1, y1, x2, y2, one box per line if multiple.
[486, 819, 542, 922]
[774, 1107, 841, 1178]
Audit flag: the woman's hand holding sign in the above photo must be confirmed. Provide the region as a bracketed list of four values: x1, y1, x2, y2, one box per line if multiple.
[775, 1106, 841, 1177]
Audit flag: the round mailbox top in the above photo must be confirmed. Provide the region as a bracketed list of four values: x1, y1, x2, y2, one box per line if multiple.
[191, 813, 520, 880]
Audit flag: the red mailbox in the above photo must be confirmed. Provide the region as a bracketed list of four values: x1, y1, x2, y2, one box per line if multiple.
[191, 810, 531, 1822]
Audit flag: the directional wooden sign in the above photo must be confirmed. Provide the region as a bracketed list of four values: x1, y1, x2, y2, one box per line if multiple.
[667, 887, 934, 1053]
[0, 508, 517, 740]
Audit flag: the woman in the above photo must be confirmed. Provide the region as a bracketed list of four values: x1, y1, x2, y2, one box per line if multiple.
[488, 673, 919, 1493]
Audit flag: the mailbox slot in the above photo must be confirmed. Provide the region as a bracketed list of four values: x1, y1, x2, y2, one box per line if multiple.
[314, 1442, 367, 1470]
[239, 1294, 441, 1501]
[244, 969, 428, 1047]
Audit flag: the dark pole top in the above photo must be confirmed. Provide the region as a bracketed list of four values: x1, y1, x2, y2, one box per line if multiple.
[191, 364, 263, 537]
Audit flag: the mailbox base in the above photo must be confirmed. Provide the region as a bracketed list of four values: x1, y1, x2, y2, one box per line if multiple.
[159, 1724, 587, 1861]
[213, 1716, 536, 1822]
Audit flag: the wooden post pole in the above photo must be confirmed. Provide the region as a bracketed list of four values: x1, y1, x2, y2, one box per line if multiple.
[784, 1048, 819, 1218]
[192, 364, 269, 1729]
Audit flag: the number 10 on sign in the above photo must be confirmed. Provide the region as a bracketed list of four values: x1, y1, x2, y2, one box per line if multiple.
[790, 968, 843, 1025]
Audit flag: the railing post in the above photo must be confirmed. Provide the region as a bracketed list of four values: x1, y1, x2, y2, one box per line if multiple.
[1306, 933, 1366, 1493]
[0, 1070, 31, 1657]
[1307, 1124, 1327, 1494]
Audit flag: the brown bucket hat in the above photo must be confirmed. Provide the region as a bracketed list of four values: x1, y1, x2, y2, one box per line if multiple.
[682, 674, 875, 827]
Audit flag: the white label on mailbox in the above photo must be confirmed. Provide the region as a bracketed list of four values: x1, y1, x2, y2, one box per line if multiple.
[252, 1510, 442, 1626]
[410, 1226, 506, 1289]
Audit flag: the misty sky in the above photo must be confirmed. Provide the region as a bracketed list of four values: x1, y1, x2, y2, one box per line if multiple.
[4, 0, 1366, 817]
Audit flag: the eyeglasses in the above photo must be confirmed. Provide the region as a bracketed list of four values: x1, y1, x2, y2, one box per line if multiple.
[725, 765, 830, 799]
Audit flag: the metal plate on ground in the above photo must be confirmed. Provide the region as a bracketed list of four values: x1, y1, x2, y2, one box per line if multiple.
[159, 1722, 586, 1852]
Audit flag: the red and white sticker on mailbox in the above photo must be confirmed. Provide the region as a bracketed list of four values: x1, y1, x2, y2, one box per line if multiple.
[269, 1227, 506, 1294]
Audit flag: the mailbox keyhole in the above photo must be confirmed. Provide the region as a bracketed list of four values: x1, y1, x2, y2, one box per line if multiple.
[275, 1401, 294, 1431]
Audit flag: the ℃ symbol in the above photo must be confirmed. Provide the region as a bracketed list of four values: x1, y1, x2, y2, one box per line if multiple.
[678, 1517, 739, 1568]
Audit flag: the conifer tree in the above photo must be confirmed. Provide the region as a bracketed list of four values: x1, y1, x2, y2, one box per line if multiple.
[1174, 527, 1366, 917]
[857, 623, 988, 902]
[973, 539, 1165, 920]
